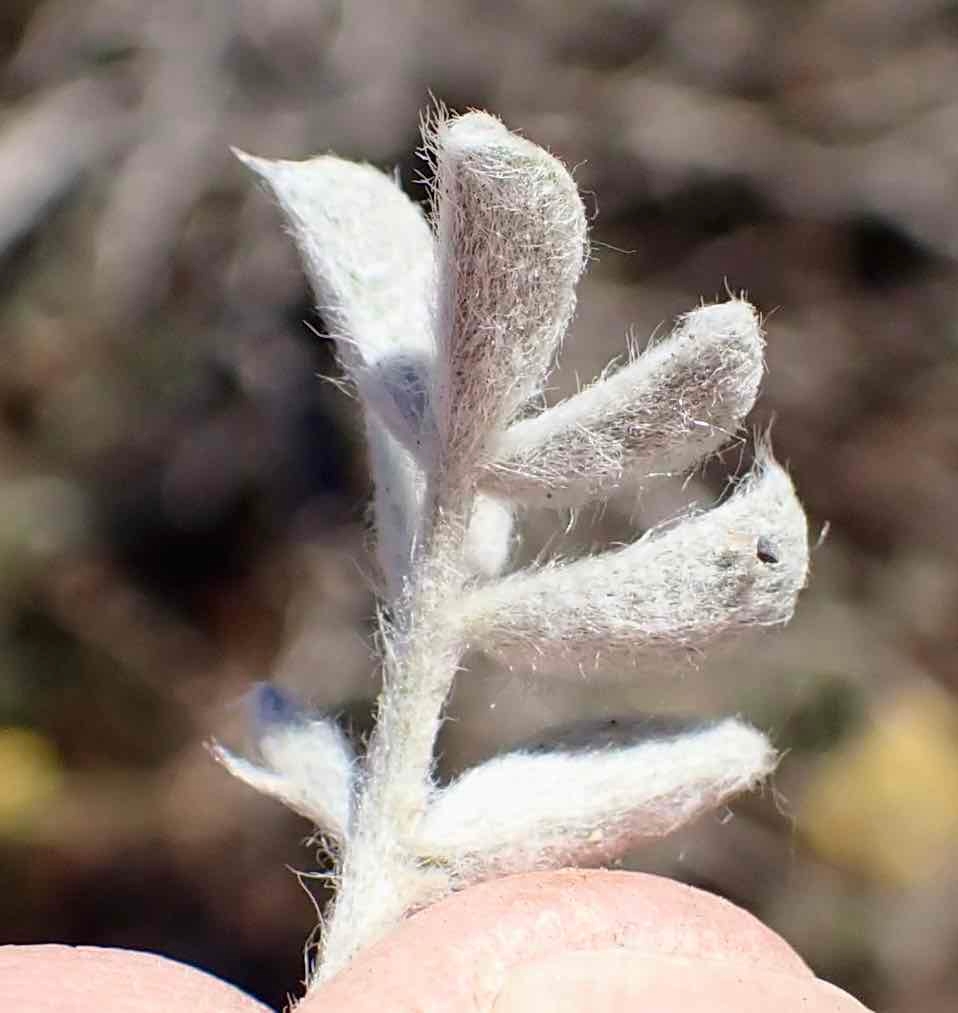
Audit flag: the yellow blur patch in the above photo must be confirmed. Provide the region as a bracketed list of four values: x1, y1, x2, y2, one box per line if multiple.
[0, 727, 62, 835]
[801, 688, 958, 886]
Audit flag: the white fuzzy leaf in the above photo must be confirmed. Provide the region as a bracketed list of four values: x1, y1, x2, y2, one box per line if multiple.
[235, 151, 436, 598]
[365, 428, 425, 601]
[432, 112, 588, 482]
[212, 684, 356, 843]
[415, 718, 775, 878]
[358, 351, 437, 460]
[481, 299, 764, 508]
[235, 151, 435, 375]
[464, 494, 514, 578]
[457, 455, 808, 671]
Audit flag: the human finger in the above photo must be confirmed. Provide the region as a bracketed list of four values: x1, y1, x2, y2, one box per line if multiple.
[0, 944, 270, 1013]
[492, 947, 869, 1011]
[303, 870, 870, 1012]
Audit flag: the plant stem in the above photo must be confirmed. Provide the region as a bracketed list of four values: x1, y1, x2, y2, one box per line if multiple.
[313, 508, 469, 983]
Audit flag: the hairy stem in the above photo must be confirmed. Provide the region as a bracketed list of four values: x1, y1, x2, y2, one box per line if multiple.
[314, 507, 470, 982]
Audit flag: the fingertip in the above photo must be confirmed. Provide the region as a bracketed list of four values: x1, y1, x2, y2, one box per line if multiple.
[0, 945, 271, 1013]
[302, 870, 816, 1012]
[491, 949, 871, 1013]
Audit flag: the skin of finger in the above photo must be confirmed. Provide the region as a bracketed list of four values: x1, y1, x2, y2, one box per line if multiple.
[491, 949, 871, 1013]
[302, 869, 821, 1013]
[0, 945, 271, 1013]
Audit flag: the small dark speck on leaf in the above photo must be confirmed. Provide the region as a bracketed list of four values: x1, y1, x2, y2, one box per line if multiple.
[756, 536, 779, 564]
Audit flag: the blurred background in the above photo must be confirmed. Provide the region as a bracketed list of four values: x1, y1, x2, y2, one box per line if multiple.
[0, 0, 957, 1008]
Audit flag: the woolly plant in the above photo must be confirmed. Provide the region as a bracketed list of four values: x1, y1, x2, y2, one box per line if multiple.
[214, 109, 809, 988]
